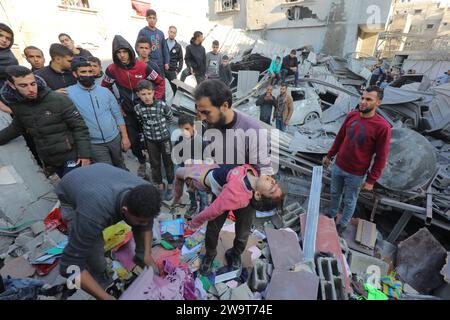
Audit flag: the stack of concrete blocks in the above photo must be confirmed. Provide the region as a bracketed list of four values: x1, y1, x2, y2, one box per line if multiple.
[316, 256, 348, 300]
[271, 202, 304, 232]
[248, 259, 271, 292]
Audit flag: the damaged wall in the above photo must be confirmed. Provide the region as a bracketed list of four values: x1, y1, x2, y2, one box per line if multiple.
[208, 0, 391, 57]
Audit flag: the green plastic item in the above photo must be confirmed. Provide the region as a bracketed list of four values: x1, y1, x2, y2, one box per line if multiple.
[200, 276, 212, 292]
[160, 240, 175, 250]
[364, 283, 388, 300]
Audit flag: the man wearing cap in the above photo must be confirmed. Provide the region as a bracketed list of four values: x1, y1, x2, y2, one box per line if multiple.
[67, 58, 130, 169]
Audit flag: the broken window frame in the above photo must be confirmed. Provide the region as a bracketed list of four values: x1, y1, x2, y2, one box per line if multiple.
[58, 0, 97, 13]
[216, 0, 240, 14]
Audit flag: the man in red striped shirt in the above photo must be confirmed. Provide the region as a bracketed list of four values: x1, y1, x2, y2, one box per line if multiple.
[322, 86, 391, 236]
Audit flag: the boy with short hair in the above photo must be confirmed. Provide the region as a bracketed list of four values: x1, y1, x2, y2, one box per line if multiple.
[0, 23, 18, 113]
[206, 40, 222, 80]
[219, 55, 232, 87]
[134, 80, 174, 201]
[174, 115, 209, 217]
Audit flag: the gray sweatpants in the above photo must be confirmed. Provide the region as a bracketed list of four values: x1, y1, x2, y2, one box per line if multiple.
[91, 135, 127, 170]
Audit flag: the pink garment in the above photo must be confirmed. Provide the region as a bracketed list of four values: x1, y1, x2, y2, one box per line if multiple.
[191, 164, 259, 229]
[119, 260, 196, 300]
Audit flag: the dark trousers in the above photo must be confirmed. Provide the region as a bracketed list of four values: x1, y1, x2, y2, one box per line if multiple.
[166, 70, 178, 96]
[54, 160, 80, 178]
[204, 202, 255, 257]
[145, 139, 174, 185]
[270, 73, 281, 85]
[124, 113, 146, 164]
[91, 135, 127, 170]
[281, 68, 299, 85]
[180, 68, 205, 86]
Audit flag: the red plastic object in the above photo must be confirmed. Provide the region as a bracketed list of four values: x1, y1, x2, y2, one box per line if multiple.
[44, 207, 68, 235]
[227, 211, 236, 221]
[35, 259, 59, 276]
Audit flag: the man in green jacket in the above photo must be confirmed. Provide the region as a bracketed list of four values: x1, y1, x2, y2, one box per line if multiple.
[0, 66, 91, 177]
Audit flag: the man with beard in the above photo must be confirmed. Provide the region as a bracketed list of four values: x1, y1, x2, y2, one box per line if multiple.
[193, 79, 273, 275]
[322, 86, 391, 236]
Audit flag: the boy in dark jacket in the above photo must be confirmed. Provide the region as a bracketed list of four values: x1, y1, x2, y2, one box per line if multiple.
[281, 50, 299, 87]
[219, 55, 232, 87]
[0, 23, 18, 114]
[101, 35, 165, 178]
[134, 80, 174, 201]
[166, 26, 183, 95]
[180, 31, 206, 86]
[0, 66, 91, 177]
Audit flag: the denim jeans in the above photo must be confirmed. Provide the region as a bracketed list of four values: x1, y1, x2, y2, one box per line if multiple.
[281, 68, 299, 85]
[189, 190, 208, 212]
[275, 118, 286, 132]
[329, 163, 365, 227]
[54, 160, 81, 178]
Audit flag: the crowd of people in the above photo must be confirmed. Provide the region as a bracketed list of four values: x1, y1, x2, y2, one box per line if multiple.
[0, 10, 395, 300]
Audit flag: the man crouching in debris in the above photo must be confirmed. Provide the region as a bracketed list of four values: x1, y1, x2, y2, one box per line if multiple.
[56, 163, 161, 300]
[322, 86, 391, 236]
[193, 79, 273, 275]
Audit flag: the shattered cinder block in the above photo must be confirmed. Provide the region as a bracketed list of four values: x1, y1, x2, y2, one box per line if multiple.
[230, 283, 254, 300]
[396, 228, 447, 294]
[248, 260, 269, 292]
[31, 221, 46, 236]
[316, 256, 348, 300]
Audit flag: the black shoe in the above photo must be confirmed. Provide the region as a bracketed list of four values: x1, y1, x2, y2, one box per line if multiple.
[225, 248, 242, 270]
[199, 254, 216, 276]
[336, 223, 347, 237]
[187, 205, 198, 217]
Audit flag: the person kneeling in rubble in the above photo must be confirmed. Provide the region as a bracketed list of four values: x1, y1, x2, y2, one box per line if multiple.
[172, 163, 284, 274]
[56, 163, 162, 300]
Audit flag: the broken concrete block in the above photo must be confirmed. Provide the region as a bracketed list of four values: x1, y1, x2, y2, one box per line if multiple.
[248, 260, 269, 292]
[0, 236, 13, 254]
[396, 228, 447, 294]
[403, 283, 419, 295]
[265, 227, 302, 270]
[316, 256, 348, 300]
[270, 214, 284, 229]
[230, 283, 254, 300]
[219, 288, 232, 300]
[356, 219, 377, 249]
[31, 221, 46, 236]
[266, 269, 319, 300]
[14, 233, 35, 247]
[349, 249, 389, 278]
[291, 260, 315, 274]
[215, 283, 230, 297]
[0, 256, 35, 278]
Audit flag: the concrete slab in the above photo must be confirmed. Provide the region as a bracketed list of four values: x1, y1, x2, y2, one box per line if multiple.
[230, 283, 254, 300]
[0, 256, 35, 278]
[441, 252, 450, 284]
[266, 269, 319, 300]
[396, 228, 447, 294]
[349, 249, 389, 277]
[0, 113, 56, 225]
[265, 227, 302, 270]
[343, 220, 375, 256]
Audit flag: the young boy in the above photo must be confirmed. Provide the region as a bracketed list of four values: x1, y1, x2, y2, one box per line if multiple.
[219, 55, 232, 87]
[174, 115, 209, 217]
[134, 80, 174, 201]
[269, 56, 282, 86]
[205, 40, 222, 80]
[135, 37, 162, 77]
[87, 56, 104, 85]
[0, 23, 18, 113]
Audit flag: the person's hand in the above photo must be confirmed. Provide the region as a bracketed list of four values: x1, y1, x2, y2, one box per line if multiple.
[56, 88, 67, 95]
[164, 64, 169, 71]
[362, 182, 374, 191]
[77, 158, 91, 167]
[284, 120, 289, 125]
[102, 294, 116, 300]
[121, 137, 131, 152]
[190, 68, 194, 75]
[322, 156, 331, 168]
[144, 253, 159, 275]
[0, 101, 12, 114]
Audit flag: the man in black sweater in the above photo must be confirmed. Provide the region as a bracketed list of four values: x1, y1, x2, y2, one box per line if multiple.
[281, 49, 299, 87]
[165, 26, 183, 95]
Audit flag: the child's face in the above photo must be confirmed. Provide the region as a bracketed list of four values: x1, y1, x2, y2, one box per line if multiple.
[255, 175, 283, 199]
[222, 59, 229, 66]
[212, 44, 219, 54]
[137, 88, 155, 105]
[179, 123, 195, 138]
[147, 15, 157, 28]
[0, 30, 13, 49]
[137, 43, 151, 60]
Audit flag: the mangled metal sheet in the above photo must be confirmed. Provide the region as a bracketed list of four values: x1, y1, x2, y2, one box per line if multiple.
[422, 83, 450, 133]
[288, 131, 334, 154]
[378, 128, 437, 192]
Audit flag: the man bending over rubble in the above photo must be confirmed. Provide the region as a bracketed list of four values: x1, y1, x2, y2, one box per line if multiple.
[322, 86, 391, 236]
[56, 163, 161, 300]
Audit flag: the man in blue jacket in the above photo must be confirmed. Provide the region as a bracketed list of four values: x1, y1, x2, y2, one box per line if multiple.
[67, 58, 130, 169]
[136, 9, 170, 77]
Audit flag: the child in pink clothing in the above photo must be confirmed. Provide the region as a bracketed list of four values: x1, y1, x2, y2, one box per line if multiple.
[173, 164, 284, 229]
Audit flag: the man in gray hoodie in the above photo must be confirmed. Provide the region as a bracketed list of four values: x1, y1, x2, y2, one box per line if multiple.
[205, 40, 222, 80]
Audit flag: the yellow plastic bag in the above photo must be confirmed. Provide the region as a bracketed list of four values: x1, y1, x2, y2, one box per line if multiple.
[103, 222, 132, 252]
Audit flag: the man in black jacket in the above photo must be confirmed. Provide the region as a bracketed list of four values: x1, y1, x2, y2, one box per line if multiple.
[0, 23, 18, 114]
[35, 44, 76, 94]
[281, 50, 299, 87]
[180, 31, 206, 86]
[0, 66, 91, 177]
[165, 26, 183, 95]
[256, 85, 275, 124]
